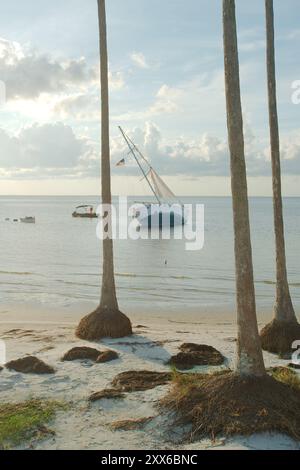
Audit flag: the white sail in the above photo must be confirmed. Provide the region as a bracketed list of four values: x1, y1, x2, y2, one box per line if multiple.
[118, 126, 186, 227]
[148, 168, 176, 201]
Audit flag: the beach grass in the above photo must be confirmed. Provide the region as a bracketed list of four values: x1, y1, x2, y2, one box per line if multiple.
[170, 366, 300, 390]
[268, 367, 300, 390]
[0, 399, 66, 449]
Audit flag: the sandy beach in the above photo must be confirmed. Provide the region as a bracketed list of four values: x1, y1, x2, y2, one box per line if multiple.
[0, 301, 299, 450]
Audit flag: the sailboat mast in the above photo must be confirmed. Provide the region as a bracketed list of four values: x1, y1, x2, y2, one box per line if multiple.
[118, 126, 161, 204]
[125, 133, 153, 171]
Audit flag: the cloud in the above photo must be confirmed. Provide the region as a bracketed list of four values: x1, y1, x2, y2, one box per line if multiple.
[0, 37, 125, 109]
[108, 70, 126, 90]
[124, 71, 225, 125]
[112, 122, 229, 176]
[130, 52, 149, 69]
[0, 38, 96, 101]
[1, 120, 300, 181]
[53, 94, 100, 120]
[281, 130, 300, 173]
[148, 85, 182, 115]
[112, 72, 225, 124]
[111, 122, 300, 178]
[0, 122, 97, 178]
[52, 69, 125, 120]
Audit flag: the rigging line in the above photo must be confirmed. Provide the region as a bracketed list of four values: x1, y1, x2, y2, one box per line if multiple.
[124, 130, 183, 206]
[139, 170, 150, 182]
[118, 126, 161, 204]
[124, 133, 152, 170]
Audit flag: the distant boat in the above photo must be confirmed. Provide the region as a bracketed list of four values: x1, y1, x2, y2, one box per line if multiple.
[118, 126, 186, 228]
[20, 216, 35, 224]
[72, 205, 98, 218]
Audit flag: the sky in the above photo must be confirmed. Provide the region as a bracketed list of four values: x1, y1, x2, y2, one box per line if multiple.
[0, 0, 299, 196]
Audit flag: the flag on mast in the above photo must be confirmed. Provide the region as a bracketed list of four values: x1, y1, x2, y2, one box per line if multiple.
[116, 158, 125, 167]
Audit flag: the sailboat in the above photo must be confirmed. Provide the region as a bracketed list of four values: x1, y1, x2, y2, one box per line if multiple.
[118, 126, 186, 228]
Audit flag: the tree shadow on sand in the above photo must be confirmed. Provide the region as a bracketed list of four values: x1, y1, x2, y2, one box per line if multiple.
[99, 333, 172, 366]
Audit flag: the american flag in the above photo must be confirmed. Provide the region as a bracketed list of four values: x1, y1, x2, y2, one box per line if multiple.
[116, 158, 125, 167]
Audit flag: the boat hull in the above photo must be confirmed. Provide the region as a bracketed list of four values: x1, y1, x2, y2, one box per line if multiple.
[72, 212, 98, 219]
[134, 204, 185, 229]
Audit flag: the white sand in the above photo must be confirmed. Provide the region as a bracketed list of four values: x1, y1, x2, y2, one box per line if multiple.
[0, 301, 299, 451]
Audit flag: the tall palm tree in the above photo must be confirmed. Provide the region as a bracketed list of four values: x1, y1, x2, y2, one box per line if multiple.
[223, 0, 265, 376]
[76, 0, 132, 340]
[260, 0, 300, 354]
[163, 1, 298, 441]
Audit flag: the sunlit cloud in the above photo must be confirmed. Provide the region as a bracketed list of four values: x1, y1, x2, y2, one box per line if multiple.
[130, 51, 149, 69]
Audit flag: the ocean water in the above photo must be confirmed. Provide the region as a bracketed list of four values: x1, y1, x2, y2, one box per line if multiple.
[0, 196, 299, 311]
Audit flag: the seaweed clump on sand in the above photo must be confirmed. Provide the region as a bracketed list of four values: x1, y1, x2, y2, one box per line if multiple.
[161, 369, 300, 442]
[260, 319, 300, 356]
[109, 417, 153, 431]
[62, 347, 119, 363]
[5, 357, 55, 374]
[62, 347, 101, 362]
[111, 370, 172, 392]
[167, 343, 224, 370]
[89, 389, 126, 402]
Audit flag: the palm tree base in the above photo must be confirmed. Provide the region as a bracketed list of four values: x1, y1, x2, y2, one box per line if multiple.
[76, 307, 132, 340]
[162, 371, 300, 442]
[260, 319, 300, 355]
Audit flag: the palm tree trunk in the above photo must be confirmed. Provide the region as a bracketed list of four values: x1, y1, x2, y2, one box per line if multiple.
[98, 0, 118, 311]
[265, 0, 297, 324]
[223, 0, 265, 377]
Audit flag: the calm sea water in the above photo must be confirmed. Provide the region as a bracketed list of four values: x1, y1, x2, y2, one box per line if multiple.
[0, 196, 299, 311]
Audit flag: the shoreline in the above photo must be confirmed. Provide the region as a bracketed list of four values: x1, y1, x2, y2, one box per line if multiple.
[0, 300, 282, 326]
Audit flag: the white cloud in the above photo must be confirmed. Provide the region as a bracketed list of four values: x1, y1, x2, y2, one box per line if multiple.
[130, 52, 149, 69]
[1, 120, 300, 181]
[0, 122, 97, 178]
[54, 94, 99, 120]
[113, 73, 225, 123]
[0, 38, 95, 101]
[148, 85, 182, 115]
[108, 70, 126, 90]
[0, 37, 125, 122]
[111, 121, 229, 176]
[111, 122, 300, 177]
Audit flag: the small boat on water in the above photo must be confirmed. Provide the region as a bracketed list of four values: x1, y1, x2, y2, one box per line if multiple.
[118, 126, 186, 229]
[72, 205, 98, 218]
[20, 216, 35, 224]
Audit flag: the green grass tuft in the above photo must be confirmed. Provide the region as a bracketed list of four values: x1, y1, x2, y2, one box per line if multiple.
[170, 368, 230, 400]
[0, 399, 66, 449]
[268, 367, 300, 391]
